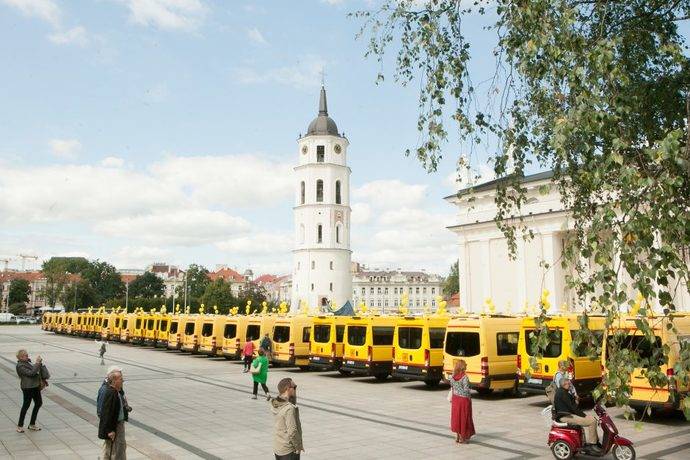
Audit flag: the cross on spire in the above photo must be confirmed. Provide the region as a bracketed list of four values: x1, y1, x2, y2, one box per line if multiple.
[320, 67, 326, 86]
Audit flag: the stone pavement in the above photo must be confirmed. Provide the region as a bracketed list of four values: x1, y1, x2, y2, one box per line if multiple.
[0, 326, 688, 460]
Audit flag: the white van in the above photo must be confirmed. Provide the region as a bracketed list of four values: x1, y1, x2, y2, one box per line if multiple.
[0, 313, 17, 323]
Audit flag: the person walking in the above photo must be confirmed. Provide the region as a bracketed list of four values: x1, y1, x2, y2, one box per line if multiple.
[96, 340, 108, 365]
[97, 366, 132, 419]
[250, 348, 271, 400]
[448, 359, 475, 444]
[16, 349, 50, 433]
[260, 333, 273, 361]
[99, 368, 127, 459]
[242, 340, 255, 373]
[271, 378, 304, 460]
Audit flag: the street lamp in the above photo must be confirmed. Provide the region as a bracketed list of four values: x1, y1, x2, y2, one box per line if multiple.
[125, 282, 129, 312]
[183, 270, 188, 311]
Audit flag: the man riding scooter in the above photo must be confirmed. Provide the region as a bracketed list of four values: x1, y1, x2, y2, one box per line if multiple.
[553, 378, 601, 454]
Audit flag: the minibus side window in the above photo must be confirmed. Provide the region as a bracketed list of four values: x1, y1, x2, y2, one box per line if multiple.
[444, 332, 480, 357]
[313, 325, 331, 343]
[273, 326, 291, 343]
[122, 319, 128, 329]
[302, 327, 311, 343]
[224, 324, 237, 339]
[147, 319, 155, 330]
[570, 329, 603, 357]
[202, 323, 213, 337]
[185, 322, 195, 335]
[169, 321, 178, 334]
[160, 320, 168, 330]
[335, 325, 345, 343]
[398, 327, 423, 349]
[496, 332, 519, 355]
[135, 319, 142, 329]
[103, 319, 109, 328]
[373, 327, 394, 345]
[429, 328, 445, 349]
[347, 326, 367, 346]
[246, 325, 261, 341]
[526, 329, 562, 357]
[115, 318, 120, 327]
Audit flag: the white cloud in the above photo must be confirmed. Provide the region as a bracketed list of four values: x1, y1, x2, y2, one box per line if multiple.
[216, 232, 292, 255]
[123, 0, 207, 31]
[48, 26, 89, 46]
[49, 139, 82, 159]
[149, 154, 293, 208]
[352, 179, 427, 210]
[234, 55, 328, 90]
[350, 202, 371, 225]
[246, 27, 267, 45]
[112, 245, 172, 268]
[101, 156, 125, 168]
[95, 209, 251, 246]
[1, 0, 61, 26]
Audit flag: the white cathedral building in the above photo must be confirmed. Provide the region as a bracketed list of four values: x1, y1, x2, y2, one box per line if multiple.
[291, 86, 352, 311]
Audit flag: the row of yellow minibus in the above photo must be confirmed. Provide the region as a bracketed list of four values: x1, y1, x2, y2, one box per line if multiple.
[41, 310, 690, 413]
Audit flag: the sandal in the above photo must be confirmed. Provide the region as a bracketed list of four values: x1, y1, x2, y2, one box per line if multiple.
[16, 427, 25, 433]
[27, 425, 41, 431]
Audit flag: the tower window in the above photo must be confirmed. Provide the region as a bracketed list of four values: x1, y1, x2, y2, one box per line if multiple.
[316, 180, 323, 202]
[317, 145, 325, 162]
[299, 224, 305, 244]
[329, 261, 333, 270]
[329, 282, 333, 292]
[335, 180, 341, 204]
[311, 283, 314, 291]
[311, 261, 315, 269]
[336, 225, 340, 243]
[300, 181, 305, 204]
[317, 225, 323, 243]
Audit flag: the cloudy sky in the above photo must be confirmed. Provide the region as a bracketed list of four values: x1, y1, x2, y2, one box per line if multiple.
[0, 0, 500, 277]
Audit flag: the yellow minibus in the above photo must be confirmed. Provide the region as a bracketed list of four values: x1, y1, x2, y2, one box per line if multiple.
[309, 315, 348, 372]
[393, 315, 449, 386]
[221, 316, 250, 359]
[271, 316, 313, 369]
[341, 315, 397, 380]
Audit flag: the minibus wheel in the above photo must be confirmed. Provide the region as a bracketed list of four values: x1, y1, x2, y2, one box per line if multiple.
[338, 369, 352, 376]
[476, 388, 494, 395]
[299, 366, 310, 371]
[424, 379, 440, 387]
[374, 373, 389, 381]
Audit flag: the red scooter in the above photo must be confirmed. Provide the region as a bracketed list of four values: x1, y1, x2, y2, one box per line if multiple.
[548, 402, 635, 460]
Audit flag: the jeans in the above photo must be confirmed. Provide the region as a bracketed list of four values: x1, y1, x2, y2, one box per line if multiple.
[253, 381, 269, 396]
[243, 356, 252, 371]
[18, 387, 42, 427]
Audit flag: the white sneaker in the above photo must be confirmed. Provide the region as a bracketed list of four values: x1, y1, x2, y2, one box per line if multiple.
[251, 394, 257, 400]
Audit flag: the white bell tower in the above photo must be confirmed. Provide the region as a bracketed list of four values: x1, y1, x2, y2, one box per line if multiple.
[291, 86, 352, 312]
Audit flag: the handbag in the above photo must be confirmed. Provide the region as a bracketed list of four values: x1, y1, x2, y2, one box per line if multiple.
[39, 365, 50, 391]
[250, 362, 261, 375]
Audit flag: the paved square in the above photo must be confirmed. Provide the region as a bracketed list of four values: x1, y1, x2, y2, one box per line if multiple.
[1, 326, 688, 459]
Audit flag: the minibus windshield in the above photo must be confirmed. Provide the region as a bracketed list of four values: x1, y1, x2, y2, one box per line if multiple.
[606, 334, 663, 365]
[497, 332, 519, 355]
[429, 328, 445, 348]
[274, 326, 291, 343]
[224, 324, 237, 339]
[445, 331, 480, 357]
[246, 325, 261, 341]
[313, 325, 331, 343]
[525, 329, 562, 357]
[169, 321, 178, 334]
[398, 327, 423, 349]
[570, 329, 604, 356]
[135, 319, 142, 329]
[147, 319, 155, 330]
[202, 323, 213, 337]
[122, 320, 128, 329]
[348, 326, 367, 346]
[184, 322, 195, 335]
[160, 320, 168, 330]
[336, 325, 345, 342]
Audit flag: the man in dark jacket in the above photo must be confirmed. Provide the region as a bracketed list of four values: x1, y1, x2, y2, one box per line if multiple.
[97, 366, 131, 418]
[260, 333, 273, 360]
[98, 369, 127, 459]
[554, 379, 599, 448]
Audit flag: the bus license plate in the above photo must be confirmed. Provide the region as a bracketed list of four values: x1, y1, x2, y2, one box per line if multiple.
[398, 365, 408, 370]
[528, 378, 542, 385]
[346, 360, 354, 365]
[312, 356, 320, 361]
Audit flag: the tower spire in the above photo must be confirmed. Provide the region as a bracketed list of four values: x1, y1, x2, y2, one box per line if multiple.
[318, 85, 328, 116]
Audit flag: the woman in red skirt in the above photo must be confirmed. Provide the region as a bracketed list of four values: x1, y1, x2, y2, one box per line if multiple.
[448, 359, 475, 443]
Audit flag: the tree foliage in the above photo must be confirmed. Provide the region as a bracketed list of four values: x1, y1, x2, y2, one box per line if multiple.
[355, 0, 690, 418]
[9, 303, 26, 315]
[128, 272, 165, 299]
[176, 264, 210, 299]
[443, 260, 459, 297]
[8, 279, 31, 305]
[81, 260, 125, 304]
[60, 280, 97, 311]
[201, 279, 235, 311]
